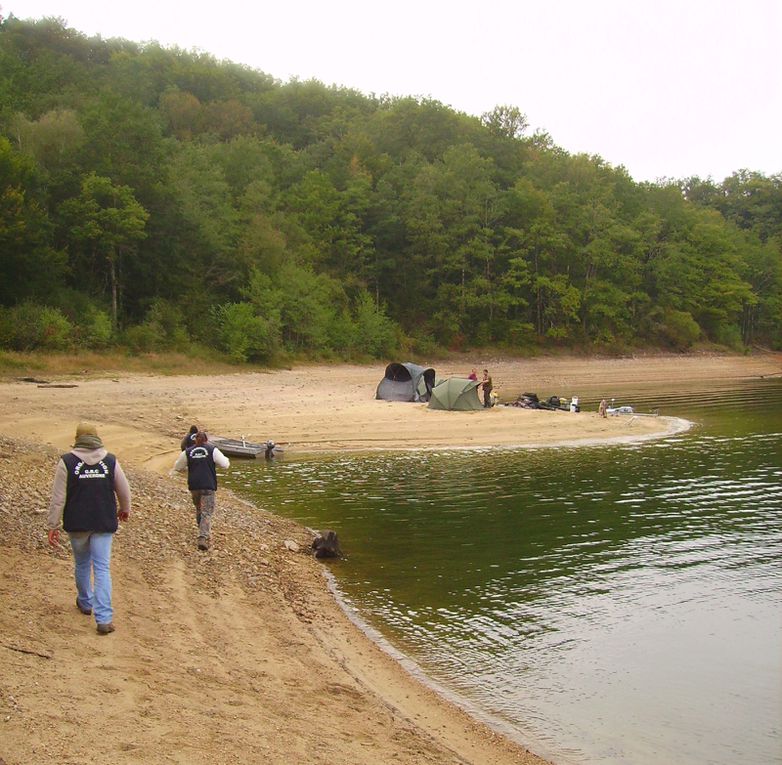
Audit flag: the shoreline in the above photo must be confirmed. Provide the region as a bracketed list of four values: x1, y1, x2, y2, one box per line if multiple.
[0, 433, 548, 765]
[276, 414, 693, 456]
[322, 569, 568, 765]
[1, 353, 779, 764]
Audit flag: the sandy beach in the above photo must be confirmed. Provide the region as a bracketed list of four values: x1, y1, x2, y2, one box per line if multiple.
[0, 352, 779, 764]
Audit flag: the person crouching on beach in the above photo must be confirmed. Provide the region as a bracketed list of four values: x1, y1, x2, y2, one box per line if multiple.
[173, 431, 230, 551]
[47, 422, 132, 635]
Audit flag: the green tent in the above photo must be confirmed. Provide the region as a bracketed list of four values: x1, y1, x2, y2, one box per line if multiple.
[427, 378, 483, 411]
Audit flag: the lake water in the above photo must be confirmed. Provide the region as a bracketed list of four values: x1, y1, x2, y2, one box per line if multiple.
[225, 379, 782, 765]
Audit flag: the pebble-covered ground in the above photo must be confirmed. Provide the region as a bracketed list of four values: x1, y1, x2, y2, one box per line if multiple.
[0, 434, 544, 765]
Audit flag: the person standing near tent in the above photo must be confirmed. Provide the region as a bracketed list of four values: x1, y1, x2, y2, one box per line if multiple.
[172, 431, 230, 551]
[468, 368, 478, 381]
[481, 369, 493, 408]
[47, 422, 132, 635]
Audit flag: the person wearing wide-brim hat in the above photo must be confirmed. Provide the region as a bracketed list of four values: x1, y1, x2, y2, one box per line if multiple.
[47, 422, 132, 635]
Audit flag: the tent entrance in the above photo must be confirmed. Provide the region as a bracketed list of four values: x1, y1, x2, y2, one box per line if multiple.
[376, 362, 435, 402]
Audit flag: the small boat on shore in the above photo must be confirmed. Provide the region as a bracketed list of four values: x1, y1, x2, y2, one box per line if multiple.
[607, 405, 635, 415]
[210, 436, 266, 459]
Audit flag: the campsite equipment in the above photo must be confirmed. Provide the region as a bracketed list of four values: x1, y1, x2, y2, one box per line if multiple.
[427, 378, 483, 411]
[511, 392, 568, 410]
[376, 362, 436, 402]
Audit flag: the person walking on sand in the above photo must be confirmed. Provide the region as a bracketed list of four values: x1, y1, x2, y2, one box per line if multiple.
[481, 369, 493, 408]
[598, 399, 608, 418]
[47, 422, 131, 635]
[173, 431, 230, 551]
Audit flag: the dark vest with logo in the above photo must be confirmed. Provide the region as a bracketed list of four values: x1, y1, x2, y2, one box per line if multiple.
[61, 452, 118, 533]
[186, 443, 218, 491]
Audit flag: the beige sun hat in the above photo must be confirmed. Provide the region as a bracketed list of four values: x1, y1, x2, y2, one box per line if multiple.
[75, 422, 99, 439]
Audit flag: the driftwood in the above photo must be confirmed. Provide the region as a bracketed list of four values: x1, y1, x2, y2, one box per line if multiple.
[311, 530, 342, 559]
[0, 641, 53, 659]
[18, 376, 50, 384]
[37, 384, 79, 389]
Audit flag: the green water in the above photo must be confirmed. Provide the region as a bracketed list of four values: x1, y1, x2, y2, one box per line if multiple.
[225, 380, 782, 765]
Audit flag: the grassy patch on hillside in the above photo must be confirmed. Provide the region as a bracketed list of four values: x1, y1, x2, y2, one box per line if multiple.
[0, 349, 258, 380]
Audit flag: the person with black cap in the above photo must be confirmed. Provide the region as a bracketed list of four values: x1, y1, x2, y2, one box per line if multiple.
[172, 431, 230, 551]
[47, 422, 132, 635]
[180, 424, 198, 451]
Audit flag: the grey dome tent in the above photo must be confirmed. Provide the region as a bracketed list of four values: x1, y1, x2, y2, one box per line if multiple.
[427, 377, 483, 411]
[375, 362, 436, 402]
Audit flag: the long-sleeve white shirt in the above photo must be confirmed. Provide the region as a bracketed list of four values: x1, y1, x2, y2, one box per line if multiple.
[173, 447, 230, 473]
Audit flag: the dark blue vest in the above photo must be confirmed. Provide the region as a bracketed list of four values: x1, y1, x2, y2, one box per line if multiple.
[62, 452, 118, 533]
[186, 443, 218, 491]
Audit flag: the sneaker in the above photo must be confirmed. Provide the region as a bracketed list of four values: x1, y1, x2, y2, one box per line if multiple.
[197, 536, 209, 551]
[76, 598, 92, 615]
[96, 622, 115, 635]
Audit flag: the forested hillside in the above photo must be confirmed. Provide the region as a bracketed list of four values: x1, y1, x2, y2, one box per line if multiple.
[1, 16, 780, 361]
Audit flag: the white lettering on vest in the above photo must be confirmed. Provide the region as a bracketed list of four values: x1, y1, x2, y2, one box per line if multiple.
[73, 461, 110, 479]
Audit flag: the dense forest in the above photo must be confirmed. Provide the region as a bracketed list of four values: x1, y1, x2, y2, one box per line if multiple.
[1, 15, 780, 361]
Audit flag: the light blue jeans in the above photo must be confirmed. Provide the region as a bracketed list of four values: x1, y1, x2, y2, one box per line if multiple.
[69, 532, 114, 625]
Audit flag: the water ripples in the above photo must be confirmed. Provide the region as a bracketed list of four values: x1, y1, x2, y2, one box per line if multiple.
[227, 381, 782, 765]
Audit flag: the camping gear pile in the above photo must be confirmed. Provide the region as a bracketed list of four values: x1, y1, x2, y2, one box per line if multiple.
[509, 392, 572, 411]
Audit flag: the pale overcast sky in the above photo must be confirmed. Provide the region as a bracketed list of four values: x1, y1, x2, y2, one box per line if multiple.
[6, 0, 782, 183]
